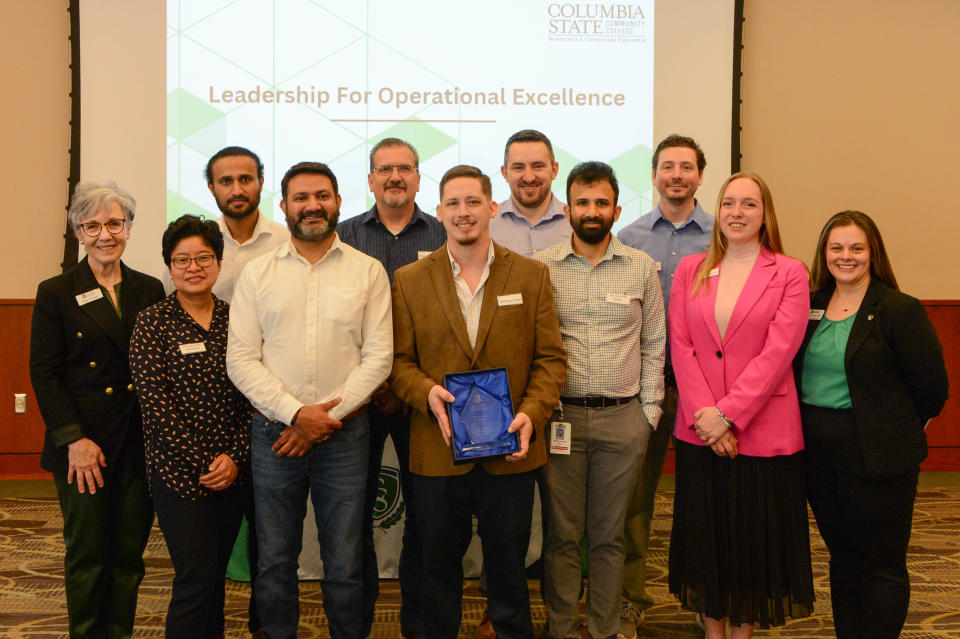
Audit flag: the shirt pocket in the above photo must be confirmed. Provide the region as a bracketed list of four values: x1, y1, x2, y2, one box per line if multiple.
[324, 288, 364, 325]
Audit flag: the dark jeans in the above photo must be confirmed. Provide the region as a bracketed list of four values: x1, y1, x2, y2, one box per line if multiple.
[152, 476, 245, 639]
[251, 412, 369, 639]
[413, 466, 536, 639]
[53, 455, 153, 639]
[361, 405, 421, 636]
[802, 404, 918, 639]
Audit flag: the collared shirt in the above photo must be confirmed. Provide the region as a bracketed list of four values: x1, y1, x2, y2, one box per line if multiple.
[447, 241, 496, 349]
[130, 293, 251, 499]
[535, 236, 666, 427]
[337, 203, 446, 283]
[490, 193, 571, 257]
[617, 200, 712, 375]
[226, 235, 393, 424]
[162, 212, 290, 302]
[616, 200, 713, 317]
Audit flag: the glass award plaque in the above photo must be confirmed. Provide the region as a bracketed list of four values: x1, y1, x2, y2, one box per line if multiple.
[443, 367, 519, 463]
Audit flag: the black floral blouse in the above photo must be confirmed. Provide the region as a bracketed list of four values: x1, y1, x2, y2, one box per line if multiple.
[130, 293, 250, 499]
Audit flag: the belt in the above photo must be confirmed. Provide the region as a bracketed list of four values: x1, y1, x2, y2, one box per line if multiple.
[559, 396, 635, 408]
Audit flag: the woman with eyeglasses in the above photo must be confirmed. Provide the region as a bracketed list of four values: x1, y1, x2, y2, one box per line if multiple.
[130, 214, 251, 639]
[30, 181, 165, 637]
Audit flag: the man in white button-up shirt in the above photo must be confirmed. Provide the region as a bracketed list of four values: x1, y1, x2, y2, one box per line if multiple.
[226, 161, 393, 639]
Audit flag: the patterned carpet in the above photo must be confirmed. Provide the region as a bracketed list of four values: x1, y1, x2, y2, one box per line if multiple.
[1, 486, 959, 638]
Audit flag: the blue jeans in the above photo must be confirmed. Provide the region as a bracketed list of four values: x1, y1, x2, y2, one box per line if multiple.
[251, 412, 369, 639]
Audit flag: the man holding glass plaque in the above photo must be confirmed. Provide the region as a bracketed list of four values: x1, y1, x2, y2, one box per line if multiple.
[534, 162, 665, 639]
[390, 165, 567, 639]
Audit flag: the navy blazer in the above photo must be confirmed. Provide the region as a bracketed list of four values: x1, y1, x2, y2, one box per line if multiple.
[30, 257, 165, 474]
[795, 278, 948, 477]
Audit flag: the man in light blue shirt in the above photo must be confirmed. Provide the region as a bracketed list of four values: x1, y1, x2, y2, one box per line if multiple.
[490, 129, 571, 257]
[615, 134, 713, 638]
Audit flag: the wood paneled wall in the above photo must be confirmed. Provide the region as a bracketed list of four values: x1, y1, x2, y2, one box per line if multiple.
[1, 299, 957, 478]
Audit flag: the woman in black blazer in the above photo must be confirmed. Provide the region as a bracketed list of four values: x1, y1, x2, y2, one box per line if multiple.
[795, 211, 948, 639]
[30, 181, 165, 638]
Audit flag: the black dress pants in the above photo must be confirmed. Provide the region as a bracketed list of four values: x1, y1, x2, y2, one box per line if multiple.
[53, 456, 153, 639]
[152, 477, 244, 639]
[361, 405, 422, 636]
[413, 466, 536, 639]
[802, 404, 918, 639]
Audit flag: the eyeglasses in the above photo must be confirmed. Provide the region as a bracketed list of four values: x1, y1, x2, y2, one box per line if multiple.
[170, 254, 217, 269]
[372, 164, 417, 177]
[78, 218, 126, 237]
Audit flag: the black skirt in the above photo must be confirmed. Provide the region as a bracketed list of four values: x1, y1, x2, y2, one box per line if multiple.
[668, 440, 815, 627]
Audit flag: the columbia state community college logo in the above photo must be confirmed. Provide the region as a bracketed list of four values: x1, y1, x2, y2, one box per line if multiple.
[374, 465, 405, 530]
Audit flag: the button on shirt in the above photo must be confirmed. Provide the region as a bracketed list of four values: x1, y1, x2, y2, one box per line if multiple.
[490, 193, 571, 257]
[617, 201, 712, 373]
[448, 241, 496, 349]
[162, 212, 290, 302]
[130, 294, 251, 499]
[226, 235, 393, 424]
[535, 236, 666, 427]
[337, 204, 446, 283]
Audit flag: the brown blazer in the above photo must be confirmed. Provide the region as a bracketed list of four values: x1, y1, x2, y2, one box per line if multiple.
[390, 242, 567, 477]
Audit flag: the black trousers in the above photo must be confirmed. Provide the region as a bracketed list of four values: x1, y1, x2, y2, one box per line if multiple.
[413, 466, 535, 639]
[241, 485, 262, 633]
[361, 405, 422, 636]
[152, 477, 245, 639]
[802, 404, 918, 639]
[53, 456, 153, 639]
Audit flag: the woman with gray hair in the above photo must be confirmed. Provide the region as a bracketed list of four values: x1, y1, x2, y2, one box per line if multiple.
[30, 181, 165, 638]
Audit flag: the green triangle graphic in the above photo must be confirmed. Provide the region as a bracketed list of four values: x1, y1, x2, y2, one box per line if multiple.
[167, 88, 226, 141]
[609, 144, 654, 198]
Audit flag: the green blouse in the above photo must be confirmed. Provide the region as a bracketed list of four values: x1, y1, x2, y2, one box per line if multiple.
[801, 313, 856, 409]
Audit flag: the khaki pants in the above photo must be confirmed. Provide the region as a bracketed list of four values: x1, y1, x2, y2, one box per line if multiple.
[542, 399, 650, 639]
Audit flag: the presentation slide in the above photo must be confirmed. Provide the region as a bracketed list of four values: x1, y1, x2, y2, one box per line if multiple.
[81, 0, 735, 278]
[167, 1, 655, 230]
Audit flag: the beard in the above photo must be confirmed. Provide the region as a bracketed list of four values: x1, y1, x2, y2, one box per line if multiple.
[287, 208, 339, 242]
[572, 215, 613, 244]
[217, 192, 261, 220]
[379, 182, 411, 209]
[512, 181, 551, 209]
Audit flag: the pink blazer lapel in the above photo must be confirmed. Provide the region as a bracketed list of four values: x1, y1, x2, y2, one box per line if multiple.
[723, 248, 777, 343]
[698, 270, 723, 348]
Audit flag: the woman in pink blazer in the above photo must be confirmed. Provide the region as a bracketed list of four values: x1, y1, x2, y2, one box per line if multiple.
[667, 172, 814, 638]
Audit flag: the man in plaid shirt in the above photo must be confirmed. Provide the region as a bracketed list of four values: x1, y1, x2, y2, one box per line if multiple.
[534, 161, 665, 639]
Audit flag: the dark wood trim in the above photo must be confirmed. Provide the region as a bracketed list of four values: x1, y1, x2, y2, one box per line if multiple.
[62, 0, 80, 272]
[731, 0, 745, 172]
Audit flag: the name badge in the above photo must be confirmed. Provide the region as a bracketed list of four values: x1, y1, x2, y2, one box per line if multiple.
[550, 421, 572, 455]
[417, 250, 432, 260]
[179, 342, 207, 355]
[75, 288, 104, 306]
[606, 293, 631, 305]
[498, 293, 523, 307]
[708, 267, 720, 277]
[654, 261, 662, 272]
[809, 309, 825, 320]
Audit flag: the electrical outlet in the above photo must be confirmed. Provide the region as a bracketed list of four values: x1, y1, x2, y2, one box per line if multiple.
[14, 394, 26, 414]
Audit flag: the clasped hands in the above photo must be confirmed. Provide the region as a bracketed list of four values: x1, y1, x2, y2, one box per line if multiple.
[273, 397, 343, 457]
[693, 406, 739, 459]
[427, 384, 532, 462]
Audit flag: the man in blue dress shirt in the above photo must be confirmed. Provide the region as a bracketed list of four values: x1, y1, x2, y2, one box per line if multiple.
[615, 134, 714, 638]
[338, 138, 446, 639]
[490, 129, 571, 257]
